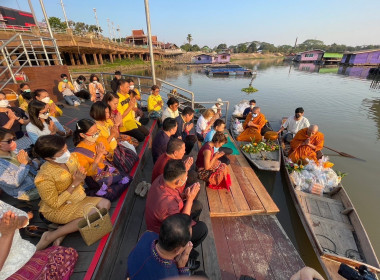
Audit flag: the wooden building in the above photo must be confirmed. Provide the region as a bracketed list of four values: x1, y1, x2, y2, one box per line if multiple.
[340, 49, 380, 66]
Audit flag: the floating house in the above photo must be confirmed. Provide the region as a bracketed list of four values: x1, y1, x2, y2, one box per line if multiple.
[322, 53, 343, 64]
[340, 49, 380, 66]
[192, 53, 231, 64]
[192, 54, 213, 64]
[214, 52, 231, 64]
[294, 50, 324, 63]
[125, 29, 160, 46]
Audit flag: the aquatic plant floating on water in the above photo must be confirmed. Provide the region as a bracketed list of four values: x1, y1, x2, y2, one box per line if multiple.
[241, 86, 258, 94]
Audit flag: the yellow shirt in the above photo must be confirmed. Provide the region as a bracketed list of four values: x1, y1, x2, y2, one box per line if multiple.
[147, 94, 163, 112]
[49, 100, 62, 117]
[58, 81, 75, 93]
[117, 92, 141, 132]
[96, 119, 117, 151]
[133, 88, 141, 99]
[35, 154, 86, 213]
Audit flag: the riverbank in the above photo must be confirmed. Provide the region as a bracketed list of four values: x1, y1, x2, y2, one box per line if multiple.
[231, 52, 283, 60]
[69, 58, 165, 73]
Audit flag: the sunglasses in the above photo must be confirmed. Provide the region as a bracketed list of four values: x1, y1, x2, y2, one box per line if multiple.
[1, 137, 16, 144]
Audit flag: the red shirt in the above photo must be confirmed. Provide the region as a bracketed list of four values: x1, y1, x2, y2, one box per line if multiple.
[196, 142, 214, 169]
[145, 175, 184, 233]
[151, 154, 171, 183]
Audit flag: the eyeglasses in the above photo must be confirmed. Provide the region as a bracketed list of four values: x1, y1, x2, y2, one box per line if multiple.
[85, 130, 100, 138]
[1, 137, 16, 144]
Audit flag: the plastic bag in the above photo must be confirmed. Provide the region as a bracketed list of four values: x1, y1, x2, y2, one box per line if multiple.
[232, 119, 244, 136]
[120, 141, 136, 154]
[232, 100, 250, 117]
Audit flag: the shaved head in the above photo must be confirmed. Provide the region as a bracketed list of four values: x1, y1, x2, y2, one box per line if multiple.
[252, 106, 260, 114]
[307, 124, 318, 136]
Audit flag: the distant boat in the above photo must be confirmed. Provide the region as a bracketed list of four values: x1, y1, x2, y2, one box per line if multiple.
[204, 64, 252, 76]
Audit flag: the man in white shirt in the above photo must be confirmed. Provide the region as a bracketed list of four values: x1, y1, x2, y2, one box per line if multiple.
[278, 107, 310, 143]
[211, 98, 223, 114]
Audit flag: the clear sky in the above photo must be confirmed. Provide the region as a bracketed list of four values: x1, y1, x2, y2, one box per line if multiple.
[3, 0, 380, 47]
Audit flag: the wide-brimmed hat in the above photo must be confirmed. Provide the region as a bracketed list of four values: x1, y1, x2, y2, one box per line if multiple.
[216, 98, 224, 106]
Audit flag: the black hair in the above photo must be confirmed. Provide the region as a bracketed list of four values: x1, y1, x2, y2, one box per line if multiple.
[129, 90, 138, 97]
[167, 97, 179, 107]
[90, 74, 99, 82]
[118, 79, 129, 90]
[102, 92, 119, 105]
[211, 131, 227, 144]
[162, 117, 177, 132]
[213, 119, 225, 129]
[21, 91, 32, 101]
[249, 99, 256, 104]
[163, 159, 186, 182]
[32, 89, 48, 99]
[181, 106, 195, 116]
[20, 83, 29, 89]
[158, 213, 191, 252]
[166, 138, 185, 155]
[126, 78, 134, 83]
[151, 85, 159, 91]
[76, 75, 86, 83]
[28, 100, 47, 131]
[73, 119, 96, 146]
[60, 73, 68, 79]
[0, 127, 15, 141]
[114, 71, 121, 75]
[295, 107, 304, 114]
[34, 135, 66, 159]
[90, 101, 108, 121]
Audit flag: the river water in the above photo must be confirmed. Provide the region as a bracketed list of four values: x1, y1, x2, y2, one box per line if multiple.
[126, 59, 380, 272]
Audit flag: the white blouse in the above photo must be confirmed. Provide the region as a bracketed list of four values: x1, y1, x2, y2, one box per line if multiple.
[0, 201, 35, 280]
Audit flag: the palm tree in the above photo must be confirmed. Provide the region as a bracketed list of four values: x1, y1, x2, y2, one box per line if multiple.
[186, 34, 192, 45]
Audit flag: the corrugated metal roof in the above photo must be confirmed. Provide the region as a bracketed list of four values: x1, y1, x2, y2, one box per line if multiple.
[343, 49, 380, 55]
[323, 53, 343, 58]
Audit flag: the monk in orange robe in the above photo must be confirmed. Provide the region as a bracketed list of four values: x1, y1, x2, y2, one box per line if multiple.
[237, 107, 266, 142]
[288, 125, 324, 164]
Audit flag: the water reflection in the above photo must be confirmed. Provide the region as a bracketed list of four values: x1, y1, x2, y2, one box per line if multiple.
[362, 98, 380, 139]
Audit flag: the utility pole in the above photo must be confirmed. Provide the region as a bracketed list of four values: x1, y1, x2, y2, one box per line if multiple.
[93, 8, 101, 35]
[144, 0, 156, 84]
[117, 24, 121, 44]
[39, 0, 62, 64]
[107, 18, 111, 40]
[111, 21, 116, 42]
[294, 37, 298, 49]
[27, 0, 39, 30]
[59, 0, 69, 29]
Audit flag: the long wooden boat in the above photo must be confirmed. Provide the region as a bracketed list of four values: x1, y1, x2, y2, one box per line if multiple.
[230, 114, 281, 172]
[280, 135, 380, 280]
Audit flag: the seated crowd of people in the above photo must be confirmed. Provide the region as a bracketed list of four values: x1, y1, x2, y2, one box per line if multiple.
[0, 71, 235, 279]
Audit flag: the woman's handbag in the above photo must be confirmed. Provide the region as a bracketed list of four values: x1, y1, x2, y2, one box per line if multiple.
[78, 204, 113, 246]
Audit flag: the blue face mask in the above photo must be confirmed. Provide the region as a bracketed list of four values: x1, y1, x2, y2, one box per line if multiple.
[213, 147, 219, 153]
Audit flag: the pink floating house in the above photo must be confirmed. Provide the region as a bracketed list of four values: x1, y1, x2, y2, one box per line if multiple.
[294, 50, 324, 62]
[213, 53, 231, 64]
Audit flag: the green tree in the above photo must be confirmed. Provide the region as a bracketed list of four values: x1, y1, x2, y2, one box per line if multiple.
[216, 43, 227, 50]
[237, 43, 248, 53]
[186, 34, 192, 45]
[259, 42, 277, 53]
[88, 24, 102, 34]
[48, 17, 66, 30]
[247, 42, 257, 53]
[191, 44, 200, 51]
[201, 45, 210, 52]
[180, 43, 192, 52]
[277, 45, 293, 53]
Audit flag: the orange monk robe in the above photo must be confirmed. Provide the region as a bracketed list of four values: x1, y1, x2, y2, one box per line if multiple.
[236, 112, 266, 142]
[288, 127, 324, 164]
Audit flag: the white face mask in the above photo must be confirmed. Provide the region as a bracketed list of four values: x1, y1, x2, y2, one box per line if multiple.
[130, 85, 135, 90]
[39, 111, 50, 119]
[53, 150, 71, 164]
[250, 105, 255, 109]
[0, 100, 9, 108]
[41, 97, 50, 104]
[252, 113, 258, 118]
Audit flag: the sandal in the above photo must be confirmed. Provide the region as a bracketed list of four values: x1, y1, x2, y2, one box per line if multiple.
[135, 181, 146, 196]
[24, 225, 49, 238]
[139, 182, 151, 198]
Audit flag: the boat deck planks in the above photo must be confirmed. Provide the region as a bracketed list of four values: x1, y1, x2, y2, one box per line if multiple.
[205, 135, 279, 217]
[212, 215, 305, 280]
